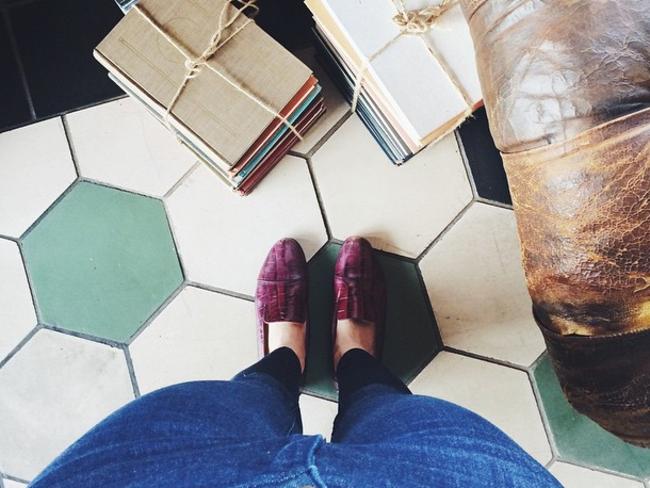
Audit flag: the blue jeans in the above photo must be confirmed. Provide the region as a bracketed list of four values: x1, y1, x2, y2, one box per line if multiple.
[31, 348, 560, 487]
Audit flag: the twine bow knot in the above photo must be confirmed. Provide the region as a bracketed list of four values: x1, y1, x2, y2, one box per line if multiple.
[350, 0, 472, 132]
[392, 0, 455, 34]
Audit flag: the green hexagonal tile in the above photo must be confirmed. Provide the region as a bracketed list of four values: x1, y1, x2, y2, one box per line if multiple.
[304, 242, 440, 400]
[21, 181, 183, 343]
[533, 355, 650, 478]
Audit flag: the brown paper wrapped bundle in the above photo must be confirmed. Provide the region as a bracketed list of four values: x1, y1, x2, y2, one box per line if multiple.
[459, 0, 650, 445]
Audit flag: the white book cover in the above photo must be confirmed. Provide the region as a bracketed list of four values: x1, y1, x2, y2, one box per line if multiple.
[316, 0, 482, 144]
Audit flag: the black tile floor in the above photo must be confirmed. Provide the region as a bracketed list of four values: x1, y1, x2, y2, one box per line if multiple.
[8, 0, 123, 120]
[0, 10, 33, 130]
[457, 107, 511, 206]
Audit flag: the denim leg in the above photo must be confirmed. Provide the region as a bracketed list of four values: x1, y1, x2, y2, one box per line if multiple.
[327, 350, 560, 487]
[31, 348, 303, 486]
[332, 348, 411, 443]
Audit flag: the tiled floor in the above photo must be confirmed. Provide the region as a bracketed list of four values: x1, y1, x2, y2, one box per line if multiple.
[0, 47, 648, 488]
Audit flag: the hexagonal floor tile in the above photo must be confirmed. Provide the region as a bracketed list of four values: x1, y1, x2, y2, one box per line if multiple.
[310, 115, 472, 258]
[165, 156, 327, 296]
[533, 355, 650, 479]
[0, 329, 133, 480]
[0, 239, 35, 362]
[0, 117, 76, 238]
[130, 286, 257, 394]
[299, 394, 338, 441]
[419, 202, 545, 367]
[65, 99, 195, 197]
[304, 243, 440, 400]
[21, 181, 183, 343]
[549, 462, 644, 488]
[3, 480, 27, 488]
[410, 351, 552, 463]
[291, 48, 349, 156]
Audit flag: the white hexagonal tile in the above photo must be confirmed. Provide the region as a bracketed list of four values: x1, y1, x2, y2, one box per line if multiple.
[419, 202, 545, 366]
[409, 351, 551, 463]
[310, 115, 472, 258]
[549, 462, 644, 488]
[165, 155, 327, 295]
[3, 480, 27, 488]
[130, 286, 257, 394]
[0, 329, 133, 480]
[0, 239, 35, 362]
[65, 99, 195, 197]
[0, 118, 76, 238]
[291, 48, 349, 156]
[299, 394, 338, 441]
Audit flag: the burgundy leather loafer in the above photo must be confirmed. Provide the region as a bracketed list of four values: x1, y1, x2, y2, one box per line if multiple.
[255, 238, 308, 358]
[333, 237, 387, 359]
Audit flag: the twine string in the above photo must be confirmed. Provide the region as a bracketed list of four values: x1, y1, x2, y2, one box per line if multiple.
[350, 0, 472, 123]
[133, 0, 303, 141]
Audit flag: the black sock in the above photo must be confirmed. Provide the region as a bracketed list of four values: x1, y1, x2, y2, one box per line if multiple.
[235, 347, 302, 398]
[336, 348, 410, 411]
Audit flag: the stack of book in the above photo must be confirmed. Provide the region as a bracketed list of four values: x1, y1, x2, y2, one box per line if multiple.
[96, 0, 324, 194]
[305, 0, 482, 164]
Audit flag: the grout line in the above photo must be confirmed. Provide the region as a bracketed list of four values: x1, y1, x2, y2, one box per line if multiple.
[0, 326, 39, 370]
[555, 458, 647, 483]
[287, 108, 352, 159]
[17, 239, 40, 323]
[186, 280, 255, 303]
[19, 177, 80, 241]
[77, 176, 159, 201]
[0, 233, 19, 243]
[304, 110, 352, 159]
[526, 367, 558, 460]
[529, 349, 547, 373]
[415, 200, 474, 263]
[1, 9, 36, 120]
[402, 348, 444, 388]
[126, 282, 187, 345]
[305, 156, 333, 240]
[300, 388, 338, 404]
[544, 455, 556, 470]
[441, 346, 530, 373]
[305, 238, 336, 268]
[0, 94, 129, 136]
[373, 245, 418, 264]
[53, 93, 127, 118]
[454, 129, 478, 200]
[122, 346, 141, 398]
[327, 237, 420, 264]
[286, 150, 308, 160]
[1, 473, 30, 485]
[163, 162, 201, 200]
[475, 196, 513, 210]
[40, 324, 127, 349]
[161, 199, 187, 281]
[414, 264, 444, 350]
[61, 115, 81, 177]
